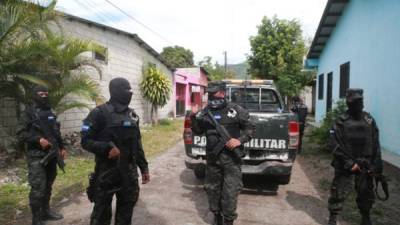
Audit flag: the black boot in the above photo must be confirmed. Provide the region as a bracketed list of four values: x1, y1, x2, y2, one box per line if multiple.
[327, 212, 337, 225]
[42, 207, 63, 221]
[32, 208, 44, 225]
[224, 219, 234, 225]
[213, 212, 223, 225]
[360, 211, 372, 225]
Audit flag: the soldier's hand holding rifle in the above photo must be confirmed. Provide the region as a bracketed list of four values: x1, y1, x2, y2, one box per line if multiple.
[225, 139, 241, 150]
[108, 147, 121, 159]
[39, 138, 51, 150]
[351, 163, 361, 173]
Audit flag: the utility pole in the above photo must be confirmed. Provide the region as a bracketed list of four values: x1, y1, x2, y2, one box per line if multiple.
[223, 51, 227, 75]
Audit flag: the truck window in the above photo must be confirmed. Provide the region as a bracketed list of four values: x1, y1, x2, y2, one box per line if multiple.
[229, 87, 281, 112]
[261, 88, 281, 112]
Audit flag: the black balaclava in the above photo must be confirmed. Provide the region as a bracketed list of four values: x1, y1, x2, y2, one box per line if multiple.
[208, 91, 226, 109]
[346, 88, 364, 119]
[207, 81, 227, 109]
[32, 85, 50, 110]
[109, 77, 132, 112]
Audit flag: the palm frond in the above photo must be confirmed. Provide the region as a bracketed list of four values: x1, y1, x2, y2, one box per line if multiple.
[50, 74, 102, 108]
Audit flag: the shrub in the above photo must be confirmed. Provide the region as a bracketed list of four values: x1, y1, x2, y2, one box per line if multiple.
[310, 100, 347, 149]
[158, 119, 172, 126]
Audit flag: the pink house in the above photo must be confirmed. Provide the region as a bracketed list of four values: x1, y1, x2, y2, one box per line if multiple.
[174, 67, 209, 116]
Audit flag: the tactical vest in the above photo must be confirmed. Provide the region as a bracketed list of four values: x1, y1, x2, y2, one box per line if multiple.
[341, 114, 373, 158]
[34, 108, 59, 135]
[25, 108, 59, 157]
[97, 104, 140, 164]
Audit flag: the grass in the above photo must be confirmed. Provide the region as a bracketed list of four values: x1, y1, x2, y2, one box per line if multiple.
[0, 119, 183, 225]
[141, 119, 183, 159]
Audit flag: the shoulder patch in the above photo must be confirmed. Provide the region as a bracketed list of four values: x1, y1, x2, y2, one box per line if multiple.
[81, 123, 90, 132]
[363, 112, 374, 125]
[227, 108, 238, 118]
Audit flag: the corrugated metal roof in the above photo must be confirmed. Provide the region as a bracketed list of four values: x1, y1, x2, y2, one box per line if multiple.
[307, 0, 350, 59]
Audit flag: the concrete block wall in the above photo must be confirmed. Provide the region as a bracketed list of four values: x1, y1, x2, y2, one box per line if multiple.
[0, 98, 18, 150]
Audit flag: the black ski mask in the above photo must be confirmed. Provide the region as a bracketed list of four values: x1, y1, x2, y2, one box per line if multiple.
[109, 77, 133, 112]
[208, 92, 226, 109]
[346, 88, 364, 119]
[207, 81, 227, 109]
[32, 85, 50, 109]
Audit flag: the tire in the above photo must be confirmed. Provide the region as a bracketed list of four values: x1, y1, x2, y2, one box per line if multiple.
[194, 163, 206, 179]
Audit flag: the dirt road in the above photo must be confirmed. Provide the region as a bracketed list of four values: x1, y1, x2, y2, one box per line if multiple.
[45, 142, 336, 225]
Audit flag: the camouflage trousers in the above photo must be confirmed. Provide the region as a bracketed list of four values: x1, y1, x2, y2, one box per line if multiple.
[328, 171, 375, 214]
[27, 156, 57, 211]
[205, 152, 243, 221]
[90, 174, 139, 225]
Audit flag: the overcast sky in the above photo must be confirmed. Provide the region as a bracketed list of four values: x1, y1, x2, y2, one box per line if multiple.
[55, 0, 328, 65]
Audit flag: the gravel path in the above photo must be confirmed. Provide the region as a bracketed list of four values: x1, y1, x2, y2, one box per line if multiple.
[44, 142, 337, 225]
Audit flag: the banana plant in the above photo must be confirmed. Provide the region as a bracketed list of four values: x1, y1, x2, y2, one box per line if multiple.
[140, 64, 172, 124]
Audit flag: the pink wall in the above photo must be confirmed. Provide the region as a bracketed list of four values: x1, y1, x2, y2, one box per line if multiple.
[174, 68, 208, 113]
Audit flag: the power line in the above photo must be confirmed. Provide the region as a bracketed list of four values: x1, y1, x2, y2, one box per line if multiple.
[73, 0, 110, 24]
[103, 0, 173, 45]
[84, 0, 121, 24]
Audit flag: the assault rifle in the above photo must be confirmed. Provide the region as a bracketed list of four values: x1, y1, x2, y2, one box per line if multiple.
[206, 110, 243, 160]
[32, 123, 65, 173]
[332, 128, 389, 201]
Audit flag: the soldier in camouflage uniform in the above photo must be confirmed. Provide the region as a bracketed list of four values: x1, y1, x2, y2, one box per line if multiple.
[191, 81, 255, 225]
[16, 85, 66, 225]
[327, 89, 383, 225]
[81, 78, 150, 225]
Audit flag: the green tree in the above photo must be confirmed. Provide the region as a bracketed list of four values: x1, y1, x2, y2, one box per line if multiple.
[197, 56, 235, 81]
[140, 64, 172, 124]
[160, 45, 194, 69]
[248, 16, 308, 97]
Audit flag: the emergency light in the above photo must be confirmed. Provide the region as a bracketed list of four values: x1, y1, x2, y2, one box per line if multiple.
[223, 79, 273, 85]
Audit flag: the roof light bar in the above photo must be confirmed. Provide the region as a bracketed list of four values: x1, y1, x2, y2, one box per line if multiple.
[223, 79, 273, 85]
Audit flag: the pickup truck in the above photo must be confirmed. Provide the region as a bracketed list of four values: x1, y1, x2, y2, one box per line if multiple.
[183, 79, 300, 185]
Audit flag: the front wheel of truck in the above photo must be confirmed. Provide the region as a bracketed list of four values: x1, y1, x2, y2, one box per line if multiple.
[194, 163, 206, 179]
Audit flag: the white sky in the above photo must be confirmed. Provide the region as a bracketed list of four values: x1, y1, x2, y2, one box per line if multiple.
[55, 0, 328, 65]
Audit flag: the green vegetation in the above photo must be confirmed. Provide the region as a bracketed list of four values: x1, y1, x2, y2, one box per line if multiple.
[227, 62, 249, 79]
[141, 119, 183, 158]
[309, 100, 347, 149]
[160, 45, 194, 69]
[247, 16, 314, 97]
[140, 64, 172, 124]
[0, 119, 183, 224]
[197, 56, 236, 81]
